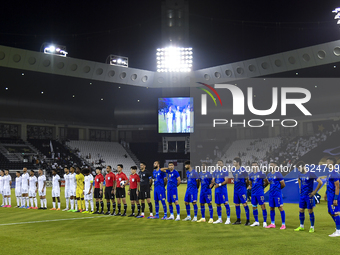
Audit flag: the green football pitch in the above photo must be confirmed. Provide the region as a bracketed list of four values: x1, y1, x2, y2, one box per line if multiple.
[0, 185, 338, 254]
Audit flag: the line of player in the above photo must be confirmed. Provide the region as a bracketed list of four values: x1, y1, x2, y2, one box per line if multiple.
[0, 156, 339, 237]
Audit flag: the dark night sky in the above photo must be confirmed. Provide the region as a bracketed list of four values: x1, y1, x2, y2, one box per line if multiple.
[1, 0, 340, 71]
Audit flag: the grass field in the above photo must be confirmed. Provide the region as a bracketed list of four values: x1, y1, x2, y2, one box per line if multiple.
[0, 184, 339, 254]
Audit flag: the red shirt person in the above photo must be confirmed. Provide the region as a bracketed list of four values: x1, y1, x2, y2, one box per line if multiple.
[94, 168, 105, 214]
[128, 166, 141, 217]
[115, 164, 129, 216]
[104, 165, 116, 215]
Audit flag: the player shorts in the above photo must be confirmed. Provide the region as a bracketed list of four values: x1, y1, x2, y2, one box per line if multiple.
[327, 193, 340, 215]
[154, 187, 166, 201]
[200, 191, 212, 204]
[28, 189, 36, 197]
[167, 188, 178, 203]
[105, 186, 114, 200]
[85, 192, 93, 201]
[39, 188, 46, 197]
[69, 188, 76, 197]
[299, 195, 315, 210]
[76, 188, 84, 198]
[116, 187, 126, 199]
[269, 195, 284, 208]
[3, 188, 11, 196]
[139, 187, 151, 200]
[21, 187, 28, 194]
[15, 189, 21, 197]
[184, 190, 198, 203]
[130, 189, 138, 201]
[52, 189, 60, 198]
[233, 192, 247, 204]
[64, 189, 71, 198]
[251, 195, 265, 207]
[215, 189, 228, 205]
[94, 188, 103, 199]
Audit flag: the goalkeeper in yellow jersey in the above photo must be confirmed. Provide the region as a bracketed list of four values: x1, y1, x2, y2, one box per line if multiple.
[75, 167, 85, 212]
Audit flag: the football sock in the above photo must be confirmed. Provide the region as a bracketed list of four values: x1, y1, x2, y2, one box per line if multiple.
[253, 208, 258, 222]
[34, 198, 37, 207]
[186, 204, 190, 217]
[141, 203, 145, 213]
[155, 201, 159, 215]
[85, 200, 89, 211]
[77, 200, 82, 210]
[96, 202, 99, 212]
[225, 204, 230, 218]
[137, 204, 141, 214]
[75, 200, 78, 210]
[118, 204, 121, 213]
[280, 210, 286, 225]
[270, 210, 275, 224]
[148, 202, 153, 213]
[161, 200, 167, 215]
[299, 212, 305, 226]
[193, 204, 198, 217]
[107, 202, 110, 212]
[44, 199, 47, 208]
[53, 202, 56, 208]
[81, 199, 85, 210]
[30, 198, 33, 207]
[262, 209, 267, 222]
[100, 201, 104, 212]
[236, 205, 241, 219]
[8, 198, 11, 206]
[26, 197, 30, 207]
[66, 198, 69, 209]
[131, 204, 135, 214]
[309, 212, 315, 227]
[169, 204, 174, 215]
[217, 206, 222, 219]
[335, 215, 340, 230]
[58, 202, 60, 209]
[201, 204, 205, 218]
[4, 197, 7, 206]
[244, 205, 250, 220]
[176, 204, 180, 215]
[90, 200, 94, 211]
[124, 204, 127, 214]
[70, 199, 74, 210]
[209, 204, 213, 219]
[21, 197, 24, 206]
[17, 197, 20, 206]
[112, 203, 116, 214]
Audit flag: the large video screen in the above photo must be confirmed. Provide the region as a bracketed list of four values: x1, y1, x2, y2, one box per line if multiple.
[158, 97, 194, 133]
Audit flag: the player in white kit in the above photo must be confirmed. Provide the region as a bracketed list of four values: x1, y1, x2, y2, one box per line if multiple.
[0, 170, 4, 207]
[15, 171, 22, 208]
[63, 167, 71, 211]
[167, 106, 173, 133]
[186, 105, 191, 132]
[28, 170, 38, 209]
[68, 166, 77, 212]
[38, 169, 47, 209]
[83, 168, 94, 214]
[50, 169, 61, 211]
[175, 106, 181, 133]
[21, 167, 30, 209]
[3, 169, 12, 207]
[181, 110, 186, 133]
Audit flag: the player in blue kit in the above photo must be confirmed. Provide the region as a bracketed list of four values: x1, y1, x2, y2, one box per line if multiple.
[232, 157, 250, 226]
[197, 162, 214, 223]
[183, 161, 200, 222]
[323, 157, 340, 237]
[265, 162, 286, 230]
[248, 162, 268, 227]
[211, 160, 231, 224]
[294, 161, 322, 233]
[160, 162, 181, 221]
[152, 161, 168, 219]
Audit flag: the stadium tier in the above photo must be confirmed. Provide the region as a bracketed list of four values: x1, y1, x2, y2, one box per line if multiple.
[66, 141, 138, 175]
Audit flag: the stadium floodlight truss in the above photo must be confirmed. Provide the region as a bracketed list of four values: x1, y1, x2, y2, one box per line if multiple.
[41, 43, 68, 57]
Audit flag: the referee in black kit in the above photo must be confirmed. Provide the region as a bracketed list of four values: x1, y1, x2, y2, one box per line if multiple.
[136, 162, 154, 218]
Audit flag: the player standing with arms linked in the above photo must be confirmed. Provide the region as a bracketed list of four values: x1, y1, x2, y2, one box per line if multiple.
[232, 157, 250, 226]
[21, 168, 30, 209]
[323, 157, 340, 237]
[63, 167, 71, 211]
[15, 171, 22, 208]
[197, 162, 214, 223]
[248, 162, 268, 227]
[83, 168, 94, 214]
[68, 167, 77, 212]
[183, 161, 200, 222]
[50, 169, 61, 211]
[28, 170, 38, 209]
[152, 161, 168, 219]
[104, 165, 116, 215]
[75, 167, 85, 213]
[265, 162, 286, 229]
[136, 162, 154, 218]
[38, 169, 47, 209]
[3, 169, 12, 208]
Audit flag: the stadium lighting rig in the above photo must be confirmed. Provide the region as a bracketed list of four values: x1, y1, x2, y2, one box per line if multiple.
[107, 55, 128, 67]
[333, 7, 340, 25]
[41, 43, 68, 57]
[156, 47, 193, 72]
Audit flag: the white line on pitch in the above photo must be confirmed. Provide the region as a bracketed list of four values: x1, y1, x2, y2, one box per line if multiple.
[0, 216, 108, 226]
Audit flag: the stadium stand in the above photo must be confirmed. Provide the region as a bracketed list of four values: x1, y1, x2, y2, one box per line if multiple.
[66, 141, 138, 176]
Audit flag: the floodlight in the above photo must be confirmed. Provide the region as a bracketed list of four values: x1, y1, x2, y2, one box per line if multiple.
[333, 7, 340, 26]
[41, 43, 68, 57]
[107, 55, 128, 67]
[156, 47, 193, 72]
